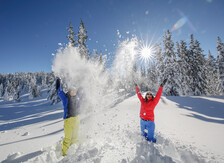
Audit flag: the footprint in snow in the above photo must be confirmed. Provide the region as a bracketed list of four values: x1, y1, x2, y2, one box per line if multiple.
[22, 132, 29, 136]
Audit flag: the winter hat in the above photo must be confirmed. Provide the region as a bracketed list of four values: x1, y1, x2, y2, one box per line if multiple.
[145, 92, 154, 103]
[146, 92, 153, 96]
[68, 86, 77, 92]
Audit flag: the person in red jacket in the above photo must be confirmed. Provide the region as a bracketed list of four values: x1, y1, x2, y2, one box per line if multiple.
[135, 79, 167, 143]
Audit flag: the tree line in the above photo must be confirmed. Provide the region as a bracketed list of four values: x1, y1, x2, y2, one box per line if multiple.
[0, 19, 224, 104]
[132, 31, 224, 96]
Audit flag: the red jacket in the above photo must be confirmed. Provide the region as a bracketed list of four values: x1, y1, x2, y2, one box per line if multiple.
[136, 86, 163, 121]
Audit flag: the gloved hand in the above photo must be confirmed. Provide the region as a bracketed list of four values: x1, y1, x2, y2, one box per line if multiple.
[56, 78, 61, 90]
[160, 79, 168, 87]
[133, 80, 137, 86]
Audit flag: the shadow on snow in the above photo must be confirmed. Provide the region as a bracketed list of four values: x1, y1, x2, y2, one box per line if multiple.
[166, 96, 224, 124]
[0, 97, 63, 131]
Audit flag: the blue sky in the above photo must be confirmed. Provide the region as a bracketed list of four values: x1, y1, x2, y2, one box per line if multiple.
[0, 0, 223, 73]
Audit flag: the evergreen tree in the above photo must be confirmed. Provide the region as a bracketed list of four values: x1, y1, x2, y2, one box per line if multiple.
[47, 73, 60, 105]
[14, 86, 20, 102]
[12, 73, 21, 101]
[29, 76, 38, 99]
[3, 89, 9, 101]
[4, 80, 12, 101]
[176, 40, 192, 95]
[67, 22, 76, 47]
[206, 51, 222, 95]
[154, 43, 164, 88]
[41, 71, 47, 87]
[0, 83, 3, 97]
[77, 18, 90, 59]
[188, 34, 196, 95]
[37, 85, 42, 97]
[190, 38, 207, 95]
[175, 41, 184, 95]
[162, 30, 179, 96]
[217, 37, 224, 93]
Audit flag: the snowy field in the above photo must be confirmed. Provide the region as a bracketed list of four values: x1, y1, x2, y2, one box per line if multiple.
[0, 92, 224, 163]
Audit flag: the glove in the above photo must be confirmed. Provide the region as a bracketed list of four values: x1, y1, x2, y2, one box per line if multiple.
[56, 78, 61, 90]
[133, 80, 137, 86]
[160, 79, 168, 87]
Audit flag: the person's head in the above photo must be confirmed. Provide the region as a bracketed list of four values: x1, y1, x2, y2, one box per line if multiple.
[68, 87, 77, 96]
[146, 92, 153, 99]
[145, 92, 154, 102]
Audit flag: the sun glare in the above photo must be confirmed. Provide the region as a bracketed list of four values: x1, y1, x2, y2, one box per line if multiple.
[138, 43, 155, 63]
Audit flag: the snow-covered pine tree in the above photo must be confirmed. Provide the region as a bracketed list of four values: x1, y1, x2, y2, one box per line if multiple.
[0, 83, 3, 97]
[29, 76, 38, 99]
[154, 43, 164, 88]
[4, 80, 12, 101]
[12, 73, 20, 101]
[189, 36, 207, 95]
[14, 86, 20, 102]
[217, 37, 224, 93]
[206, 51, 222, 95]
[162, 30, 179, 96]
[19, 72, 27, 92]
[176, 40, 192, 95]
[36, 85, 41, 97]
[3, 88, 9, 101]
[77, 18, 90, 59]
[67, 22, 76, 47]
[40, 71, 47, 87]
[175, 42, 184, 95]
[47, 73, 60, 105]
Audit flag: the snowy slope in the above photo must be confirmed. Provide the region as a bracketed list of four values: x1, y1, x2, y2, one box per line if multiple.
[0, 92, 224, 163]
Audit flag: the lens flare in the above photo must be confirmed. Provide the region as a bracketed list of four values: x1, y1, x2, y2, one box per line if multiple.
[171, 16, 188, 31]
[138, 42, 155, 63]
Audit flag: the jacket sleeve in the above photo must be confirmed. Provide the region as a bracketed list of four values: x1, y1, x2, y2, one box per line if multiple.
[136, 86, 144, 103]
[154, 86, 163, 106]
[57, 86, 68, 119]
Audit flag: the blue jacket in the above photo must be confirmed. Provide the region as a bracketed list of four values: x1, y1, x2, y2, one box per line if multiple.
[57, 86, 69, 119]
[57, 85, 82, 119]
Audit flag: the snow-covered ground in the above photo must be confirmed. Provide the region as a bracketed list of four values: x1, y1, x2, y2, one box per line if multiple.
[0, 92, 224, 163]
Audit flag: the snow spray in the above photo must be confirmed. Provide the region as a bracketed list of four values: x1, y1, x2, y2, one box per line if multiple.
[52, 44, 111, 114]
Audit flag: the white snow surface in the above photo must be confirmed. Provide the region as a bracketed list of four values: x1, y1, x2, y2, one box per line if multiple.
[0, 92, 224, 163]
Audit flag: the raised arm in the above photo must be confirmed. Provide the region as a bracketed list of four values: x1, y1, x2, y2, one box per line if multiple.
[56, 78, 68, 119]
[153, 86, 163, 105]
[135, 85, 144, 103]
[153, 79, 167, 105]
[56, 78, 67, 103]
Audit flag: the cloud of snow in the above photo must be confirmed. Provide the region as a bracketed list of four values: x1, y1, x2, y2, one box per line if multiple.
[112, 37, 139, 79]
[52, 45, 111, 116]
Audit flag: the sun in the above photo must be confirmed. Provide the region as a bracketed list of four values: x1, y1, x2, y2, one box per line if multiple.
[138, 42, 155, 63]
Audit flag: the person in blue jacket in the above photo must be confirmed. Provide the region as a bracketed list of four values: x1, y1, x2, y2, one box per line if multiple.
[56, 78, 82, 156]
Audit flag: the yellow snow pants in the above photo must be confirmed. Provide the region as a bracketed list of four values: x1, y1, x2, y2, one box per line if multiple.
[62, 115, 80, 156]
